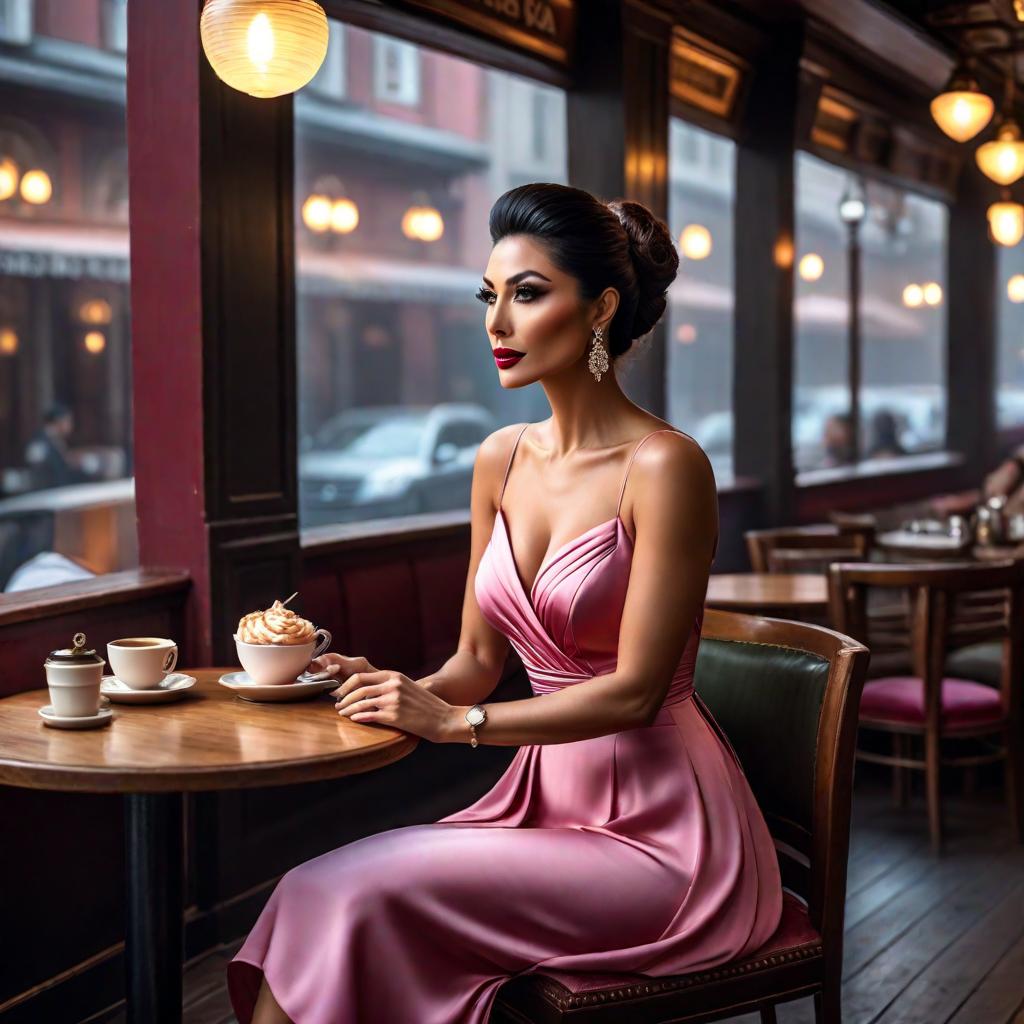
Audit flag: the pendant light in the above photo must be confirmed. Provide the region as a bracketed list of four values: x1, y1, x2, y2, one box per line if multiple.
[977, 74, 1024, 186]
[199, 0, 329, 99]
[931, 61, 994, 142]
[988, 190, 1024, 247]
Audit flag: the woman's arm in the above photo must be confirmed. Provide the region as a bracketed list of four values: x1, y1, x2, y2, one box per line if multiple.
[413, 425, 521, 705]
[437, 431, 718, 746]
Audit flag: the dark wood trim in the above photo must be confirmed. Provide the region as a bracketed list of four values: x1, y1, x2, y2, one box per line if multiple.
[733, 14, 803, 524]
[0, 569, 190, 628]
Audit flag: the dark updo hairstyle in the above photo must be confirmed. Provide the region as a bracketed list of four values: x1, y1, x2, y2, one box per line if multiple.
[487, 183, 679, 360]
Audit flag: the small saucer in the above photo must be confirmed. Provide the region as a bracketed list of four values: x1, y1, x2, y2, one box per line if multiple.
[218, 671, 336, 703]
[39, 704, 113, 730]
[101, 673, 197, 704]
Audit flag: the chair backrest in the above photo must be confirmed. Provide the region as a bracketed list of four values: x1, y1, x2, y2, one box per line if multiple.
[827, 559, 1024, 725]
[746, 525, 869, 574]
[695, 609, 869, 956]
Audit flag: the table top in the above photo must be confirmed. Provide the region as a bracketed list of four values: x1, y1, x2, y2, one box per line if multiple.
[0, 669, 418, 794]
[877, 530, 1024, 562]
[705, 573, 828, 611]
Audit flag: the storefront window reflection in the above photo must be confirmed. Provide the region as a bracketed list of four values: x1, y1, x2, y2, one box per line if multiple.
[295, 20, 567, 529]
[0, 0, 136, 593]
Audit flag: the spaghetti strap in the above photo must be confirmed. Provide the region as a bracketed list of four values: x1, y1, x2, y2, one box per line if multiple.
[498, 423, 530, 511]
[615, 428, 684, 518]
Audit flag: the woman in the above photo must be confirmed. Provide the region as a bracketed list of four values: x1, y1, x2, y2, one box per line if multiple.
[227, 183, 783, 1024]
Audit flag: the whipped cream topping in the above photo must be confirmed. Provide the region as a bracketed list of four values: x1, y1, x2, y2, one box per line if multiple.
[237, 600, 315, 646]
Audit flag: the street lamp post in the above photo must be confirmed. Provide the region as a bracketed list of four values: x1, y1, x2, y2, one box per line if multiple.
[840, 176, 867, 465]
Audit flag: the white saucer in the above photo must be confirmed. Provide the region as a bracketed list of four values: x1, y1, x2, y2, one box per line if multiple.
[218, 671, 336, 703]
[39, 704, 113, 729]
[100, 673, 197, 704]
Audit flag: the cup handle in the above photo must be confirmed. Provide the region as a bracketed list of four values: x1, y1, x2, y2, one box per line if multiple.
[163, 648, 178, 675]
[311, 629, 332, 662]
[99, 695, 111, 709]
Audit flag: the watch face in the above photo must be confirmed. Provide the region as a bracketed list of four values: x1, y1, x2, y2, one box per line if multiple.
[466, 706, 485, 726]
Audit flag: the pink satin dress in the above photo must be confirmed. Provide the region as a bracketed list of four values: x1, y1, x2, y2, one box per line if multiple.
[227, 425, 783, 1024]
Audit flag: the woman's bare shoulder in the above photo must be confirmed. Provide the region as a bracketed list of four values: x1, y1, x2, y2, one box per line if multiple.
[473, 423, 531, 499]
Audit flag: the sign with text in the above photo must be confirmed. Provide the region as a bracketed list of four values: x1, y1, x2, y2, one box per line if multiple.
[398, 0, 575, 64]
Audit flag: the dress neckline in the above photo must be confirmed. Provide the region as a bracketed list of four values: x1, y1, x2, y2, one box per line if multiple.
[494, 506, 632, 613]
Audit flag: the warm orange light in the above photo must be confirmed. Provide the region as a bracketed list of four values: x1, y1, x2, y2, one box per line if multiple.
[988, 200, 1024, 247]
[977, 121, 1024, 186]
[930, 73, 994, 143]
[199, 0, 329, 98]
[330, 197, 358, 234]
[922, 282, 943, 306]
[84, 330, 106, 354]
[20, 169, 52, 204]
[798, 253, 824, 282]
[0, 158, 17, 201]
[301, 193, 332, 232]
[680, 224, 712, 260]
[676, 323, 698, 344]
[903, 283, 924, 308]
[79, 298, 113, 324]
[0, 327, 17, 355]
[773, 236, 794, 270]
[1008, 274, 1024, 302]
[401, 204, 444, 242]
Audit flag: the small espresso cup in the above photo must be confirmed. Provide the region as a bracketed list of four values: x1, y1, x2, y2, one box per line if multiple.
[234, 629, 332, 685]
[107, 637, 178, 690]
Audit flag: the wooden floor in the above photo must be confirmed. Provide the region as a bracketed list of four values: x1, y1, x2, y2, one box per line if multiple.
[96, 775, 1024, 1024]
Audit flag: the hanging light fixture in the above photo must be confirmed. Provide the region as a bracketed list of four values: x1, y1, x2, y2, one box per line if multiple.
[199, 0, 329, 99]
[20, 169, 52, 205]
[977, 74, 1024, 186]
[930, 61, 994, 142]
[0, 158, 17, 201]
[402, 192, 444, 242]
[988, 191, 1024, 247]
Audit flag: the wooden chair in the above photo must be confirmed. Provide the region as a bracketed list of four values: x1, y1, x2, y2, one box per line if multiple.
[827, 510, 878, 552]
[746, 525, 870, 575]
[493, 608, 869, 1024]
[828, 560, 1024, 854]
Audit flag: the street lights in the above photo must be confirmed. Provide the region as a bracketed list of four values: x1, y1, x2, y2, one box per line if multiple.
[839, 175, 867, 465]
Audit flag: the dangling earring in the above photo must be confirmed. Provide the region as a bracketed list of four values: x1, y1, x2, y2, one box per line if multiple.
[588, 325, 610, 382]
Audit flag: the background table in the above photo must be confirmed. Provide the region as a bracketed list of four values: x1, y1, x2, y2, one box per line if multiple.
[705, 572, 828, 618]
[876, 529, 1024, 563]
[0, 668, 418, 1024]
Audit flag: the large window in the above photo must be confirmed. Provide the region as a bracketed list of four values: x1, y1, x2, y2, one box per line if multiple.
[666, 119, 735, 482]
[793, 152, 948, 472]
[997, 245, 1024, 430]
[0, 2, 136, 593]
[295, 20, 567, 529]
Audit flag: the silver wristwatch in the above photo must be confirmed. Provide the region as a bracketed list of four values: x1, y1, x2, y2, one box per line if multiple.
[465, 704, 487, 747]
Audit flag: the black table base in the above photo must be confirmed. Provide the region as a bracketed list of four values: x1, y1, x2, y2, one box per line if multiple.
[124, 792, 184, 1024]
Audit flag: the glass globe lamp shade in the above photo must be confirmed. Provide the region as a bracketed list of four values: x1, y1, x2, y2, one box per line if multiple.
[930, 69, 994, 142]
[988, 200, 1024, 247]
[200, 0, 329, 99]
[977, 119, 1024, 186]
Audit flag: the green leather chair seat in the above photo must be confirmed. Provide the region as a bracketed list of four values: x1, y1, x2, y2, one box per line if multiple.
[945, 640, 1002, 689]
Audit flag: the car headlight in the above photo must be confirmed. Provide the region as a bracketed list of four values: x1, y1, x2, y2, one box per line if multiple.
[355, 470, 411, 502]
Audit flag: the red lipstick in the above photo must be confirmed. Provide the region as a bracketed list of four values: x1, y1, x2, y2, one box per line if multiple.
[493, 347, 525, 369]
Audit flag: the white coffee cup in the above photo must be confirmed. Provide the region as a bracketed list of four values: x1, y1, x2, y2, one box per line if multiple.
[107, 637, 178, 690]
[234, 629, 332, 685]
[45, 661, 108, 717]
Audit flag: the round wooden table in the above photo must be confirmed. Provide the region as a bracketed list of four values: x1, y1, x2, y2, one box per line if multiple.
[705, 573, 828, 617]
[0, 668, 418, 1024]
[876, 530, 1024, 563]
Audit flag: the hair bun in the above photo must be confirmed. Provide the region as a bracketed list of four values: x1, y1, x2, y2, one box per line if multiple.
[607, 199, 679, 340]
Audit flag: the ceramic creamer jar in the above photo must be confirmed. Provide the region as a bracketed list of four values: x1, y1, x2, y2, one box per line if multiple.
[44, 632, 107, 717]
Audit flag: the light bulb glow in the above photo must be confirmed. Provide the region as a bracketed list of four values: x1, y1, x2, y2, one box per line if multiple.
[1008, 274, 1024, 302]
[401, 204, 444, 242]
[83, 330, 106, 354]
[200, 0, 329, 99]
[20, 169, 52, 204]
[903, 283, 924, 308]
[0, 327, 17, 355]
[922, 282, 943, 306]
[798, 253, 825, 282]
[680, 224, 712, 260]
[302, 193, 332, 232]
[988, 200, 1024, 247]
[330, 197, 359, 234]
[0, 158, 17, 201]
[977, 121, 1024, 186]
[930, 90, 995, 143]
[79, 299, 113, 324]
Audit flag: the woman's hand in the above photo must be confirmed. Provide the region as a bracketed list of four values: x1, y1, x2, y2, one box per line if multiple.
[308, 653, 379, 681]
[332, 669, 462, 743]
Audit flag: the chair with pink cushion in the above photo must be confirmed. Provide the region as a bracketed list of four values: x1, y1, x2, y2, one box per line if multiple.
[827, 559, 1024, 854]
